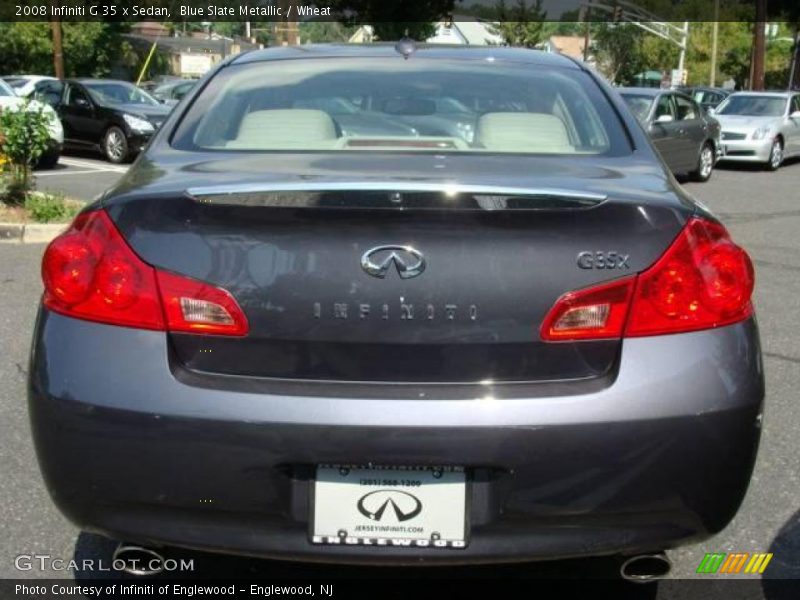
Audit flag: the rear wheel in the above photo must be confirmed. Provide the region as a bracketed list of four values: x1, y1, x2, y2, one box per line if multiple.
[765, 137, 783, 171]
[36, 150, 60, 170]
[691, 142, 715, 182]
[103, 126, 129, 164]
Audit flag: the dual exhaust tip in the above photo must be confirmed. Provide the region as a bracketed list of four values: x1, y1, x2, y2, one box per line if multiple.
[113, 542, 671, 581]
[112, 543, 166, 576]
[620, 553, 673, 583]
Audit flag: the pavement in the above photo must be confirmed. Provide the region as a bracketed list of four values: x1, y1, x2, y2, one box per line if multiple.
[1, 158, 799, 596]
[34, 153, 128, 203]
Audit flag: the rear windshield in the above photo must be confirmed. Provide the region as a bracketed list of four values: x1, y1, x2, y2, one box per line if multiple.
[172, 57, 630, 156]
[620, 94, 654, 122]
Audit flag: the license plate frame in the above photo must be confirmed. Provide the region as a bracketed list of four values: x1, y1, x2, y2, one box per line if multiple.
[310, 465, 469, 549]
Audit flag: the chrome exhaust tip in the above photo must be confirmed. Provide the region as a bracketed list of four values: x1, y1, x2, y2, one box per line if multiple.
[112, 543, 165, 576]
[620, 553, 672, 583]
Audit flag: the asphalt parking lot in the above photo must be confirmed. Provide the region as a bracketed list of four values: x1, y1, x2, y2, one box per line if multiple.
[1, 159, 799, 596]
[35, 153, 128, 203]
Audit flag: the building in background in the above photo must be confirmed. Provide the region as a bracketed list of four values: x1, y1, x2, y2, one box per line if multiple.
[349, 18, 502, 46]
[541, 35, 591, 61]
[125, 22, 262, 78]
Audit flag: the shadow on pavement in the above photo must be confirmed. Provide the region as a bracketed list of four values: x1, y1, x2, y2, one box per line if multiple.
[72, 531, 659, 598]
[762, 508, 800, 600]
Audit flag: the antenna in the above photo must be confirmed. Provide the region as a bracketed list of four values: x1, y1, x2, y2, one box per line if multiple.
[395, 33, 416, 60]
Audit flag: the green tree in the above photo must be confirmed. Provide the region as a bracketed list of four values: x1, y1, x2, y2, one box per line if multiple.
[330, 0, 455, 41]
[300, 21, 359, 43]
[592, 23, 648, 85]
[490, 0, 547, 48]
[0, 22, 134, 78]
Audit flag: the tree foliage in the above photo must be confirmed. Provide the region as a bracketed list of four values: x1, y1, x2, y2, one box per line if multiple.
[0, 22, 136, 78]
[592, 24, 649, 85]
[489, 0, 547, 48]
[330, 0, 455, 41]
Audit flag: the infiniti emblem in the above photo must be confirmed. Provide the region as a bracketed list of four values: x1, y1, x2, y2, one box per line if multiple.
[357, 490, 423, 522]
[361, 245, 426, 279]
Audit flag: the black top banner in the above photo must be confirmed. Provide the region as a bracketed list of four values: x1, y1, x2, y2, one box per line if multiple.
[3, 0, 799, 23]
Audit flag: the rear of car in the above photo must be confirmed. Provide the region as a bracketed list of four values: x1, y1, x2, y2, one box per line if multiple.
[29, 46, 763, 564]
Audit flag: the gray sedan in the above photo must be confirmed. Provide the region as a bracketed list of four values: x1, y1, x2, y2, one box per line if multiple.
[714, 91, 800, 171]
[620, 87, 721, 182]
[29, 45, 762, 577]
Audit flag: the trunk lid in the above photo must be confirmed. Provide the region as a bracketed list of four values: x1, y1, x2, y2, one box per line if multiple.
[106, 153, 689, 383]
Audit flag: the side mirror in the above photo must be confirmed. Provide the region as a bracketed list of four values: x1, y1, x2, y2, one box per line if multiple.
[790, 110, 800, 119]
[707, 107, 716, 116]
[75, 97, 90, 108]
[655, 114, 674, 124]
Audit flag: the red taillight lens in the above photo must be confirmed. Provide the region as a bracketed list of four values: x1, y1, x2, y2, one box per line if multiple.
[540, 217, 754, 341]
[625, 218, 754, 337]
[43, 211, 164, 330]
[42, 210, 248, 336]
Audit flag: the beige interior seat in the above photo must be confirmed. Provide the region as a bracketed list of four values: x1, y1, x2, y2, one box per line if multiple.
[475, 112, 573, 153]
[226, 109, 338, 149]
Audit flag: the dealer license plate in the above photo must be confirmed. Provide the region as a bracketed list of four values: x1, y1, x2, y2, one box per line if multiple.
[311, 465, 467, 548]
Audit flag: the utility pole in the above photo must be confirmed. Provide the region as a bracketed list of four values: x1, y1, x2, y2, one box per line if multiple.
[789, 27, 800, 90]
[710, 0, 719, 86]
[677, 21, 689, 75]
[751, 0, 766, 90]
[582, 2, 591, 62]
[50, 20, 64, 79]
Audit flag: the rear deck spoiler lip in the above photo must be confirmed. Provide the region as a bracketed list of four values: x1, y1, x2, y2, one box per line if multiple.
[185, 181, 608, 210]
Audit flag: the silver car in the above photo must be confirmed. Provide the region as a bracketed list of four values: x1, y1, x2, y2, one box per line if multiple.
[714, 91, 800, 170]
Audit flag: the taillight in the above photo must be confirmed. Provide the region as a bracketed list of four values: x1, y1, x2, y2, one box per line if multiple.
[540, 217, 754, 341]
[625, 217, 754, 337]
[157, 271, 248, 336]
[42, 210, 248, 336]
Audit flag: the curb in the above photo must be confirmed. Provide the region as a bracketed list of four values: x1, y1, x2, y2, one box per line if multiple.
[0, 222, 67, 244]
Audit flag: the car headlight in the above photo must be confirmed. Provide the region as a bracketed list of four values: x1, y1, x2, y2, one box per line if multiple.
[123, 114, 155, 133]
[751, 126, 770, 140]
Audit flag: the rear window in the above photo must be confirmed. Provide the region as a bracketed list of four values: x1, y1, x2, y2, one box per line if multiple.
[620, 94, 654, 122]
[172, 57, 630, 156]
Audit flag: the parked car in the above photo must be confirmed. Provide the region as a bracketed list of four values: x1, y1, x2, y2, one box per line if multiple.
[45, 78, 171, 163]
[684, 86, 733, 112]
[1, 75, 58, 99]
[0, 78, 63, 168]
[713, 91, 800, 171]
[619, 87, 721, 182]
[30, 45, 762, 577]
[151, 79, 197, 106]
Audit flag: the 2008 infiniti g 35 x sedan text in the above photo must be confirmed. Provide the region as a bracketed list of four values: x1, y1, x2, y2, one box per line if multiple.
[29, 44, 763, 569]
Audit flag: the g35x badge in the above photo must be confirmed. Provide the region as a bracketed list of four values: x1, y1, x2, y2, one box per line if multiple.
[577, 251, 630, 270]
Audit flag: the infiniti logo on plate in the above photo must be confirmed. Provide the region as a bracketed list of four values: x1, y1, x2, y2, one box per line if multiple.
[356, 490, 423, 522]
[361, 246, 426, 279]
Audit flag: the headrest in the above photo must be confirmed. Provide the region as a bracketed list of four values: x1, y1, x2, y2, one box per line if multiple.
[475, 112, 572, 153]
[228, 109, 337, 149]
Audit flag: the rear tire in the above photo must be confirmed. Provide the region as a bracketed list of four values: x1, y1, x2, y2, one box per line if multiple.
[36, 150, 60, 170]
[691, 142, 715, 182]
[765, 137, 783, 171]
[103, 126, 129, 164]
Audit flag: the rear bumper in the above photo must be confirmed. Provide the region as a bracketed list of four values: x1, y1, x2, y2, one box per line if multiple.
[29, 310, 764, 565]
